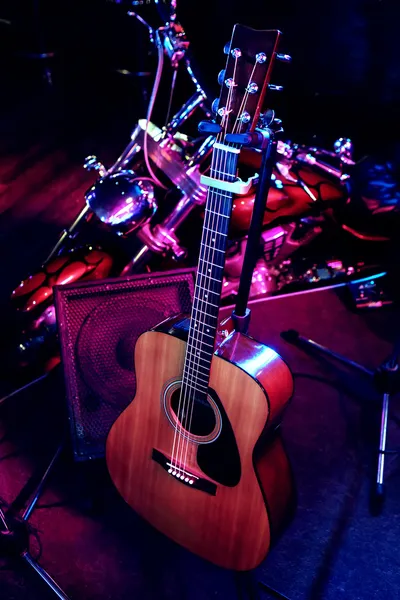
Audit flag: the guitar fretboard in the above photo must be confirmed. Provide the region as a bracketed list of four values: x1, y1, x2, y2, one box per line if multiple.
[181, 147, 239, 400]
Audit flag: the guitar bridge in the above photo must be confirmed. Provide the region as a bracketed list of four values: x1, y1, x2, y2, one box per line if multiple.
[152, 448, 217, 496]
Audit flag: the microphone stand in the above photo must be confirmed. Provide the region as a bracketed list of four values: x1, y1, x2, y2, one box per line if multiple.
[230, 120, 280, 334]
[225, 120, 292, 600]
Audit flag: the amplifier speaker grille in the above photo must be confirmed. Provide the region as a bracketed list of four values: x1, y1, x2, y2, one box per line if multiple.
[54, 269, 195, 461]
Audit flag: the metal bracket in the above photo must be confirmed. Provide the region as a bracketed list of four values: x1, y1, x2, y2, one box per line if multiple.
[200, 173, 259, 195]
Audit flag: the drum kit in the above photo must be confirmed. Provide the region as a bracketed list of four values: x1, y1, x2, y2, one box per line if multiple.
[9, 0, 398, 371]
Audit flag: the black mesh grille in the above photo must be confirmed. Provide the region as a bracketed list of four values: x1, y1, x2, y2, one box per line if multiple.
[54, 270, 195, 461]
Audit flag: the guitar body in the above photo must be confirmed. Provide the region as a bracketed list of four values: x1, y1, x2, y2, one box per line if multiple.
[106, 316, 295, 571]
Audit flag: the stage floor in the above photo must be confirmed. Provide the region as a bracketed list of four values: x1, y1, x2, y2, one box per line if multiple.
[1, 78, 400, 600]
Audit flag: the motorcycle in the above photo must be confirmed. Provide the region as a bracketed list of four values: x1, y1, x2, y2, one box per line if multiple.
[10, 2, 399, 373]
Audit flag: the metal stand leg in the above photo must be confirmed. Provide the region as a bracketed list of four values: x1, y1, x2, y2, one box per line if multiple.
[21, 551, 71, 600]
[281, 330, 374, 377]
[0, 374, 49, 408]
[370, 392, 390, 514]
[22, 443, 64, 522]
[282, 329, 400, 516]
[0, 443, 71, 600]
[235, 571, 293, 600]
[258, 581, 292, 600]
[377, 393, 390, 491]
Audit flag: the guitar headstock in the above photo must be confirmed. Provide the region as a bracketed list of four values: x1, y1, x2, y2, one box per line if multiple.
[213, 25, 288, 138]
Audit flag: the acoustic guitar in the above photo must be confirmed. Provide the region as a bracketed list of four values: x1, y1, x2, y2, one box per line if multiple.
[107, 24, 295, 571]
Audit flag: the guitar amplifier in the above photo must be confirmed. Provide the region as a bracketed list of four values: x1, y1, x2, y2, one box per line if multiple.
[54, 268, 195, 461]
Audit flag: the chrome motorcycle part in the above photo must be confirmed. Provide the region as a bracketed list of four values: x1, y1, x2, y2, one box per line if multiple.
[268, 84, 284, 92]
[85, 171, 156, 229]
[222, 259, 279, 299]
[295, 151, 350, 181]
[134, 121, 207, 196]
[261, 226, 287, 261]
[225, 225, 288, 281]
[83, 155, 107, 178]
[276, 53, 292, 63]
[334, 137, 354, 163]
[124, 165, 208, 272]
[158, 22, 190, 68]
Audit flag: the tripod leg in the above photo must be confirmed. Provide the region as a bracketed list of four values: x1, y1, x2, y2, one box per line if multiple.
[371, 392, 390, 514]
[234, 571, 260, 600]
[258, 581, 292, 600]
[0, 374, 49, 408]
[281, 330, 374, 377]
[22, 443, 64, 522]
[21, 551, 72, 600]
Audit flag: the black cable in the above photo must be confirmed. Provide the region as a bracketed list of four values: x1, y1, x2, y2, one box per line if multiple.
[164, 66, 178, 130]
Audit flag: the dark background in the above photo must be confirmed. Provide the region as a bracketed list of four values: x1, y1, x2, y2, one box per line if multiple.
[0, 0, 399, 157]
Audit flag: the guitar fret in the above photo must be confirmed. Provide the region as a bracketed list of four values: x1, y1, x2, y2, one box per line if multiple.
[196, 285, 219, 296]
[196, 273, 221, 284]
[186, 346, 214, 361]
[191, 321, 215, 339]
[187, 345, 214, 359]
[183, 365, 210, 381]
[192, 306, 218, 320]
[199, 257, 224, 270]
[205, 209, 230, 219]
[183, 364, 210, 383]
[201, 242, 225, 253]
[193, 296, 220, 309]
[187, 334, 214, 349]
[203, 227, 227, 237]
[182, 379, 208, 392]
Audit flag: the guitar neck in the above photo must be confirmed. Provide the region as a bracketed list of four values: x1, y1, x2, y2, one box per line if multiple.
[182, 147, 239, 396]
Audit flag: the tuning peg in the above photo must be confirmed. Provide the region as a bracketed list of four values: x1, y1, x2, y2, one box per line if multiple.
[223, 42, 231, 55]
[276, 53, 292, 63]
[198, 121, 222, 135]
[259, 109, 275, 128]
[211, 98, 219, 114]
[269, 84, 284, 92]
[218, 69, 226, 86]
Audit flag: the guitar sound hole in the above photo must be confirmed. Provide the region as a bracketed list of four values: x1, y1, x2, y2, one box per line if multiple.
[170, 387, 217, 437]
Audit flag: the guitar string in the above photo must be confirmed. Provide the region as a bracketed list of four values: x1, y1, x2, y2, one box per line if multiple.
[174, 52, 238, 473]
[179, 49, 273, 473]
[177, 148, 228, 472]
[177, 185, 223, 474]
[179, 54, 259, 473]
[179, 56, 239, 472]
[179, 56, 263, 471]
[171, 176, 222, 476]
[171, 53, 261, 474]
[178, 170, 229, 471]
[169, 146, 223, 475]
